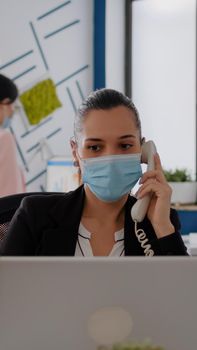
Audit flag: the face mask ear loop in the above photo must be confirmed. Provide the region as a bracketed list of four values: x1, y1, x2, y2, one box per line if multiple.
[133, 219, 155, 256]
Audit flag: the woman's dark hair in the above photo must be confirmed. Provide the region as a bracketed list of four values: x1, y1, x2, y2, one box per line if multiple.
[74, 88, 142, 141]
[0, 74, 18, 103]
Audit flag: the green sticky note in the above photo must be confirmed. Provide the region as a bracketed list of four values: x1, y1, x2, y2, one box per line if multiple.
[20, 78, 62, 125]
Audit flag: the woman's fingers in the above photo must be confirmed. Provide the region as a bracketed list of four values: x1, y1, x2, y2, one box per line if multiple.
[137, 152, 171, 199]
[140, 153, 166, 184]
[137, 178, 172, 199]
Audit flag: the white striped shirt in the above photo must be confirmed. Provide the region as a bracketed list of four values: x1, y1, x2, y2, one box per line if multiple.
[75, 223, 125, 257]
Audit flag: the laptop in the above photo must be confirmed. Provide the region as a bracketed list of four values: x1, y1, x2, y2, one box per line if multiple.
[0, 257, 196, 350]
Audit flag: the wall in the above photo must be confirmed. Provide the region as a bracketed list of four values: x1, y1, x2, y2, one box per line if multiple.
[0, 0, 93, 191]
[131, 0, 196, 177]
[105, 0, 125, 93]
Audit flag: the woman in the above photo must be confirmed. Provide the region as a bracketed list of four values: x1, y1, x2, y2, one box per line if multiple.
[1, 88, 187, 256]
[0, 74, 25, 197]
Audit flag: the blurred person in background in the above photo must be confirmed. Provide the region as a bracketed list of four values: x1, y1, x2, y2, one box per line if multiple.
[0, 74, 25, 197]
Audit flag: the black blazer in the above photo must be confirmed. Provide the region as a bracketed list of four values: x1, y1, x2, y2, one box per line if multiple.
[1, 185, 187, 256]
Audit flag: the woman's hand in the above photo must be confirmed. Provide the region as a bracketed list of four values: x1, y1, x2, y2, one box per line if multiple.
[136, 153, 175, 238]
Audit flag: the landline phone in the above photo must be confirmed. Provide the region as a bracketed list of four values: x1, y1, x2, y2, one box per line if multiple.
[131, 140, 157, 256]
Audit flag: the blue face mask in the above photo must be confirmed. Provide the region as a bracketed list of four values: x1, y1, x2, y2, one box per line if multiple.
[81, 154, 142, 202]
[2, 116, 12, 129]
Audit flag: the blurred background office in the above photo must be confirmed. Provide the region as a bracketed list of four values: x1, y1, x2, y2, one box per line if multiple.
[0, 74, 26, 196]
[0, 0, 196, 195]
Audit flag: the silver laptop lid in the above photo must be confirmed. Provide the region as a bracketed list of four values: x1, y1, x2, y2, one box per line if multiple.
[0, 257, 196, 350]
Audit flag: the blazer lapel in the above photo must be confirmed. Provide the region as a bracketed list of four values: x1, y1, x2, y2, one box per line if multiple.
[124, 195, 144, 256]
[38, 186, 85, 256]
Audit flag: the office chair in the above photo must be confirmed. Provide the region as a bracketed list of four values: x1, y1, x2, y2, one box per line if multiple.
[0, 192, 58, 244]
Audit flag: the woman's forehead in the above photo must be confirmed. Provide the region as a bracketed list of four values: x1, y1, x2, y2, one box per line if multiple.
[82, 106, 137, 134]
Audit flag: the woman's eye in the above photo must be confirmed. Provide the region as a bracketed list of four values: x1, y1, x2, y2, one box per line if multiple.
[87, 145, 101, 152]
[121, 144, 132, 150]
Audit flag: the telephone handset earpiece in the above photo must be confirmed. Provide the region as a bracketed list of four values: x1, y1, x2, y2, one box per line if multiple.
[131, 140, 157, 223]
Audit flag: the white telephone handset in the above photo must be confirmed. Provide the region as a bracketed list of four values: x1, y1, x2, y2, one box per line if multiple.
[131, 140, 157, 223]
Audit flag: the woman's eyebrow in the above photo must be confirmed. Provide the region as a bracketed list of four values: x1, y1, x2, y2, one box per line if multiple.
[119, 134, 136, 139]
[85, 138, 103, 142]
[84, 135, 136, 142]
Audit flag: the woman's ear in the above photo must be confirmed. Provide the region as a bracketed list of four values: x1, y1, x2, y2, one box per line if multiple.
[70, 138, 82, 184]
[141, 137, 146, 145]
[70, 138, 79, 166]
[1, 98, 11, 104]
